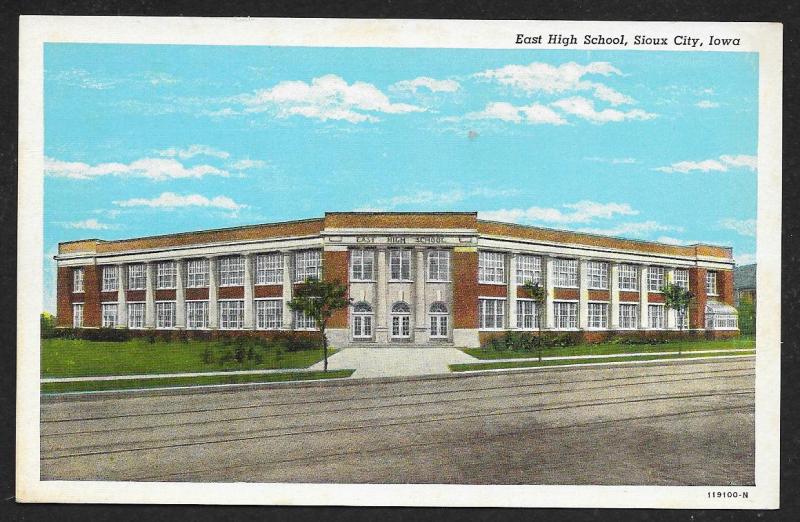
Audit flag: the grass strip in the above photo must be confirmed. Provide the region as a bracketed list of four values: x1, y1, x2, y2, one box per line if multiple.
[41, 369, 355, 394]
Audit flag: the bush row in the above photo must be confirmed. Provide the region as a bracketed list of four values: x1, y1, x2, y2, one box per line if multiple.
[481, 331, 683, 351]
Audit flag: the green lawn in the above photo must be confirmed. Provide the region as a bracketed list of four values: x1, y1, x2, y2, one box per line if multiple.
[41, 369, 355, 394]
[461, 336, 755, 360]
[449, 350, 755, 372]
[41, 338, 334, 378]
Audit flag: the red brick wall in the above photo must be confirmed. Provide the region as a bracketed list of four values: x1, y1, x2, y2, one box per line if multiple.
[453, 250, 479, 329]
[478, 283, 507, 298]
[218, 286, 244, 299]
[185, 288, 208, 300]
[554, 288, 579, 300]
[127, 290, 146, 302]
[619, 291, 640, 302]
[100, 291, 117, 302]
[718, 269, 734, 305]
[323, 250, 349, 328]
[82, 265, 101, 327]
[155, 289, 176, 301]
[648, 292, 665, 303]
[56, 266, 73, 327]
[689, 267, 707, 329]
[254, 285, 282, 298]
[588, 290, 610, 301]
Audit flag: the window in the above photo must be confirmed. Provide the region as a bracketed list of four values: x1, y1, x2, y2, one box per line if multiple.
[554, 302, 578, 329]
[350, 249, 375, 281]
[479, 251, 505, 283]
[648, 266, 665, 292]
[219, 256, 245, 287]
[429, 302, 448, 338]
[619, 303, 638, 329]
[295, 250, 322, 281]
[389, 249, 411, 281]
[187, 259, 209, 288]
[618, 264, 638, 291]
[587, 261, 609, 290]
[186, 301, 208, 329]
[706, 271, 718, 295]
[72, 303, 83, 327]
[427, 250, 450, 282]
[479, 298, 505, 329]
[516, 300, 540, 330]
[219, 300, 244, 329]
[101, 303, 118, 327]
[391, 301, 412, 338]
[587, 302, 608, 328]
[73, 268, 84, 293]
[677, 309, 689, 330]
[256, 253, 283, 285]
[128, 264, 146, 290]
[352, 301, 373, 339]
[705, 301, 738, 329]
[102, 266, 118, 292]
[553, 259, 578, 288]
[157, 261, 177, 289]
[127, 303, 145, 329]
[648, 304, 665, 329]
[516, 255, 542, 285]
[156, 302, 176, 328]
[294, 309, 316, 330]
[256, 299, 283, 330]
[674, 269, 689, 290]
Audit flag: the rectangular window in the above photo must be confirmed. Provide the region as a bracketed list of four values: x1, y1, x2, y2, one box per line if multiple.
[478, 251, 505, 283]
[219, 256, 245, 287]
[648, 304, 665, 329]
[554, 302, 578, 329]
[553, 259, 578, 288]
[706, 271, 718, 295]
[157, 261, 177, 289]
[389, 249, 411, 281]
[72, 303, 83, 327]
[73, 268, 84, 293]
[619, 303, 639, 329]
[219, 300, 244, 329]
[256, 253, 283, 285]
[516, 255, 542, 285]
[350, 249, 375, 281]
[677, 309, 689, 330]
[256, 299, 283, 330]
[102, 266, 118, 292]
[674, 269, 689, 290]
[618, 264, 639, 291]
[295, 250, 323, 282]
[587, 302, 608, 328]
[128, 264, 146, 290]
[101, 303, 118, 327]
[186, 301, 209, 329]
[479, 298, 505, 329]
[427, 250, 450, 282]
[127, 303, 145, 329]
[516, 299, 540, 330]
[294, 309, 316, 330]
[187, 259, 209, 288]
[156, 301, 176, 328]
[648, 266, 666, 292]
[586, 261, 609, 290]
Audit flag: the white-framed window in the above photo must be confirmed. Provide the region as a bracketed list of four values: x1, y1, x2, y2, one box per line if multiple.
[674, 268, 689, 290]
[219, 300, 244, 329]
[295, 250, 323, 282]
[553, 259, 578, 288]
[648, 266, 666, 292]
[72, 303, 83, 327]
[587, 302, 608, 329]
[389, 249, 412, 281]
[391, 301, 412, 338]
[73, 268, 84, 293]
[429, 302, 448, 338]
[705, 302, 737, 329]
[102, 266, 118, 292]
[127, 302, 145, 329]
[294, 309, 317, 330]
[619, 303, 638, 329]
[219, 256, 245, 287]
[706, 271, 718, 295]
[128, 264, 146, 290]
[255, 253, 283, 285]
[586, 261, 609, 290]
[352, 301, 374, 339]
[618, 264, 639, 291]
[554, 301, 578, 329]
[677, 309, 689, 330]
[516, 255, 542, 285]
[101, 303, 118, 327]
[157, 261, 177, 289]
[478, 251, 505, 284]
[648, 304, 665, 329]
[186, 301, 209, 329]
[479, 298, 505, 329]
[156, 301, 176, 329]
[427, 250, 450, 282]
[350, 249, 375, 281]
[516, 299, 540, 330]
[256, 299, 283, 330]
[187, 259, 209, 288]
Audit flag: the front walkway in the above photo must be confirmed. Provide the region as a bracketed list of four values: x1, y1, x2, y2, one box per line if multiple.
[309, 347, 479, 378]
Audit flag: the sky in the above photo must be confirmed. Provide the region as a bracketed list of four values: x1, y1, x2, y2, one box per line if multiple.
[42, 44, 759, 312]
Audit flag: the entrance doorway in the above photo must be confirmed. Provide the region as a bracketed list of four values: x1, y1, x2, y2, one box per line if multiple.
[391, 301, 411, 339]
[429, 301, 448, 338]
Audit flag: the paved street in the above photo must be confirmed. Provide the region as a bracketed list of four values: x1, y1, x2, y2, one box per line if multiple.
[40, 357, 755, 485]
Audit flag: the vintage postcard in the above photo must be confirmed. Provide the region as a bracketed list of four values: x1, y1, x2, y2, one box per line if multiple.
[17, 17, 781, 508]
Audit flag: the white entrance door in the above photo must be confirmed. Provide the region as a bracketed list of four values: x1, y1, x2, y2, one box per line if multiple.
[392, 315, 411, 338]
[353, 315, 373, 339]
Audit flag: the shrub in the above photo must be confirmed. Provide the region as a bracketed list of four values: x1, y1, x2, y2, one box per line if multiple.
[40, 313, 57, 338]
[201, 346, 214, 364]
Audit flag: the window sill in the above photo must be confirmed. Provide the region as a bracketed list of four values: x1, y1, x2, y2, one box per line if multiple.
[427, 280, 451, 283]
[254, 283, 283, 286]
[479, 281, 507, 286]
[388, 279, 414, 283]
[351, 279, 377, 283]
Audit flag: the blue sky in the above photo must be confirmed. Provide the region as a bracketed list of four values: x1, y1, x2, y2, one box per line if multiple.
[42, 44, 758, 312]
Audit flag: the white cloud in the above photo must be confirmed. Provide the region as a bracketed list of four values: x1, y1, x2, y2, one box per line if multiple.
[157, 145, 230, 159]
[735, 252, 757, 265]
[577, 221, 682, 238]
[655, 154, 757, 174]
[392, 77, 460, 93]
[366, 187, 518, 210]
[53, 68, 122, 90]
[479, 200, 638, 225]
[113, 192, 246, 212]
[719, 218, 756, 237]
[230, 159, 268, 170]
[696, 100, 720, 109]
[551, 97, 656, 124]
[465, 101, 567, 125]
[60, 218, 118, 230]
[719, 154, 758, 170]
[45, 157, 230, 181]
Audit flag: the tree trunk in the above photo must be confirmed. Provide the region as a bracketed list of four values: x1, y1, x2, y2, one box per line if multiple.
[322, 331, 328, 372]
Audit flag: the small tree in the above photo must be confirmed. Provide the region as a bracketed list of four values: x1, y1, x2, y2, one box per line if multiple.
[522, 281, 546, 361]
[288, 277, 350, 372]
[661, 282, 694, 354]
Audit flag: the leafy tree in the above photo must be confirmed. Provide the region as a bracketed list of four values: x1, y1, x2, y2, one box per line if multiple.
[661, 282, 694, 354]
[40, 312, 56, 338]
[737, 294, 756, 336]
[522, 281, 546, 361]
[288, 277, 351, 372]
